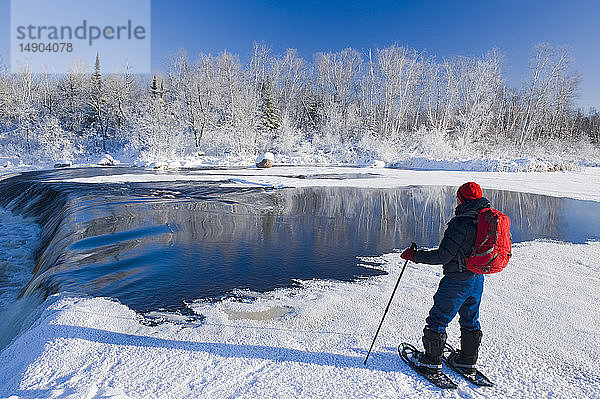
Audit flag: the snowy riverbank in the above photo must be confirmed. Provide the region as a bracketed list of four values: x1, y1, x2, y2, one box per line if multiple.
[2, 147, 599, 177]
[0, 241, 598, 398]
[38, 164, 600, 202]
[0, 166, 599, 398]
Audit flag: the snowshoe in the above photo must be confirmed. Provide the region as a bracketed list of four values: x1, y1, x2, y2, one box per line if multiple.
[442, 343, 494, 387]
[399, 343, 457, 389]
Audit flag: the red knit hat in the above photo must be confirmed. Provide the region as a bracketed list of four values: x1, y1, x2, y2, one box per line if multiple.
[457, 182, 482, 202]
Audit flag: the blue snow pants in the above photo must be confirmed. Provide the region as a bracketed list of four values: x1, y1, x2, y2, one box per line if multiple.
[425, 274, 484, 333]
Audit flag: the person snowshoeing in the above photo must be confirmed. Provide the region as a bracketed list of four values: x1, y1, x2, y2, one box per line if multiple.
[400, 182, 490, 376]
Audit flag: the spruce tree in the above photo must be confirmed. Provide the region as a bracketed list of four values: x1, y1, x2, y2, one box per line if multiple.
[89, 53, 108, 151]
[150, 75, 164, 99]
[91, 53, 102, 95]
[260, 75, 280, 134]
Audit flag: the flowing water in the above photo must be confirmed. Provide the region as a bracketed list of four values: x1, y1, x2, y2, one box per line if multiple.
[0, 167, 598, 316]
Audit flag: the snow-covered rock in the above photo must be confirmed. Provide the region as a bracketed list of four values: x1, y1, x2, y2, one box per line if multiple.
[98, 154, 118, 166]
[368, 160, 386, 168]
[53, 161, 72, 168]
[256, 152, 275, 169]
[1, 158, 23, 168]
[151, 161, 169, 170]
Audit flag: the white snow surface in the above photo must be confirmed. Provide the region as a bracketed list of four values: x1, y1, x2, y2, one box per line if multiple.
[256, 152, 275, 164]
[45, 165, 600, 202]
[0, 167, 599, 398]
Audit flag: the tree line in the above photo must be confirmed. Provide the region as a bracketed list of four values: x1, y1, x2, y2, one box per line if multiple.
[0, 43, 598, 163]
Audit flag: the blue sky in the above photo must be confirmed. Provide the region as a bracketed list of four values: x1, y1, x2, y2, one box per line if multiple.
[1, 0, 599, 109]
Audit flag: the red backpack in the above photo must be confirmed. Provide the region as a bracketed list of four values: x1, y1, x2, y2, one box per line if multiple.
[465, 207, 512, 274]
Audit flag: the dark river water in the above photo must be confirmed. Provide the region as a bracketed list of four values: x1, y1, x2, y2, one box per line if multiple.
[1, 167, 598, 313]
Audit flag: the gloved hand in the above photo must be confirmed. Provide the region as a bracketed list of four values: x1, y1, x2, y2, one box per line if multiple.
[400, 244, 417, 261]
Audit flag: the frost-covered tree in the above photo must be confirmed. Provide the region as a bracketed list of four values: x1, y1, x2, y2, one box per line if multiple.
[0, 68, 14, 129]
[57, 61, 88, 136]
[194, 54, 219, 149]
[574, 109, 600, 143]
[268, 48, 309, 149]
[213, 51, 260, 153]
[452, 49, 505, 143]
[519, 44, 578, 146]
[132, 75, 185, 161]
[12, 63, 38, 154]
[372, 46, 430, 138]
[314, 48, 362, 144]
[167, 51, 211, 150]
[0, 42, 596, 164]
[38, 115, 77, 161]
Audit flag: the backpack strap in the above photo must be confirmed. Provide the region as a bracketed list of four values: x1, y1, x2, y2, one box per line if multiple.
[453, 209, 481, 220]
[452, 209, 480, 272]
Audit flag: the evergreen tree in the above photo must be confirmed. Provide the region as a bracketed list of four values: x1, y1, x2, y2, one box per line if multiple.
[88, 53, 109, 150]
[91, 53, 102, 95]
[260, 75, 280, 133]
[150, 75, 164, 99]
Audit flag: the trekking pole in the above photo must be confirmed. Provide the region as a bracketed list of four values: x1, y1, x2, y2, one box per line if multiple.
[364, 242, 417, 365]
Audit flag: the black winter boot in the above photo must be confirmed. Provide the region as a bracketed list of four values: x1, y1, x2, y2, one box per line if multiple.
[417, 328, 447, 373]
[453, 329, 483, 369]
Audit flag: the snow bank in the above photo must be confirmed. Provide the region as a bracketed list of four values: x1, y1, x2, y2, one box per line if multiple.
[0, 241, 598, 398]
[389, 157, 583, 172]
[50, 165, 600, 202]
[2, 149, 598, 178]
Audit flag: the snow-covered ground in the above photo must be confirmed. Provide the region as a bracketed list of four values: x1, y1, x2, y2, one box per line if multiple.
[1, 166, 599, 398]
[44, 164, 600, 202]
[2, 146, 598, 177]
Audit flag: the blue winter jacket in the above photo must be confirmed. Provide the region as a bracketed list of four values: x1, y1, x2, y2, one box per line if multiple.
[414, 197, 491, 280]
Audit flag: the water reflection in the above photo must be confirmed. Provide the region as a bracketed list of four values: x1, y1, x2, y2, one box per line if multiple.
[0, 169, 598, 313]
